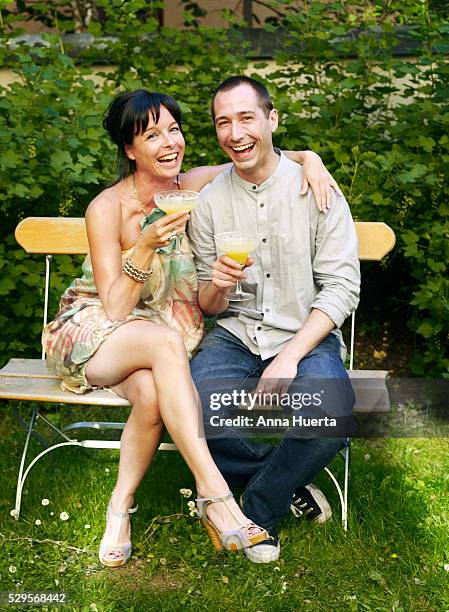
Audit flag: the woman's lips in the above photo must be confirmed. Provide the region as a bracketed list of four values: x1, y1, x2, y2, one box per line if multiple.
[157, 153, 180, 166]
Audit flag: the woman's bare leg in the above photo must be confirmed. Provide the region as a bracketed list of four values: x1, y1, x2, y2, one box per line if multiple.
[86, 320, 256, 533]
[99, 369, 164, 559]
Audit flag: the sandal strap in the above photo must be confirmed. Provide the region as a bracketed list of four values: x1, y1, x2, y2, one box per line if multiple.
[196, 491, 251, 530]
[108, 503, 138, 518]
[195, 492, 233, 504]
[103, 546, 126, 555]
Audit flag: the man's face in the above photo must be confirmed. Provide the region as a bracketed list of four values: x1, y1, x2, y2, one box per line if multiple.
[213, 84, 278, 177]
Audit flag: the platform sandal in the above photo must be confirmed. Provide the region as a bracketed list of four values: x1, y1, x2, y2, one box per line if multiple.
[99, 501, 138, 567]
[196, 491, 268, 551]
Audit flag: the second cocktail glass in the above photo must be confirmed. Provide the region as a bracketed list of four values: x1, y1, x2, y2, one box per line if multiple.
[154, 190, 200, 258]
[214, 231, 261, 302]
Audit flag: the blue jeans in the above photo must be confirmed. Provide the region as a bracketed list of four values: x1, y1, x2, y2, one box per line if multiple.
[190, 326, 352, 532]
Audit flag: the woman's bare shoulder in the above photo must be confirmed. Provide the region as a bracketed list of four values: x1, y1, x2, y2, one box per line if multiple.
[86, 184, 122, 221]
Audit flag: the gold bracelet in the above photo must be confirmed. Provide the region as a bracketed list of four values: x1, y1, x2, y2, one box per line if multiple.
[123, 257, 153, 283]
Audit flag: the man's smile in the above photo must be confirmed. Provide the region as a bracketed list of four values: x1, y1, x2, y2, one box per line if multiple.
[229, 143, 255, 158]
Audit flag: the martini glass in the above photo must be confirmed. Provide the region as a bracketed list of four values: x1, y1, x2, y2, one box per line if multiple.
[154, 190, 199, 257]
[214, 231, 261, 302]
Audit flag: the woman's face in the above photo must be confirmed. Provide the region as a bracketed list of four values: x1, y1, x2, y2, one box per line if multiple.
[126, 104, 185, 179]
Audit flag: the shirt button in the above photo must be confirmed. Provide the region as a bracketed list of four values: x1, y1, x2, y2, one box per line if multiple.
[260, 203, 264, 208]
[262, 238, 267, 243]
[252, 185, 257, 190]
[257, 326, 262, 331]
[266, 273, 271, 278]
[265, 308, 270, 313]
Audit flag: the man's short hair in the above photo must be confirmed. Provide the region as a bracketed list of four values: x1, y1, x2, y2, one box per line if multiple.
[211, 76, 274, 121]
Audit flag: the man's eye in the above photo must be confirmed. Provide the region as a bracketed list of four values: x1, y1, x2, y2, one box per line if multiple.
[217, 122, 228, 128]
[242, 116, 253, 122]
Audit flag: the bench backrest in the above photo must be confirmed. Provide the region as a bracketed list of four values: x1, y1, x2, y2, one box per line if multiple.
[15, 217, 396, 260]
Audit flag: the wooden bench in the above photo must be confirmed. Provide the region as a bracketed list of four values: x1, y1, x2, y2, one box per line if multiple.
[1, 217, 396, 526]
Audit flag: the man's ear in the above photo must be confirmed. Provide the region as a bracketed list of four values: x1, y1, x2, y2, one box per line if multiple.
[269, 108, 279, 133]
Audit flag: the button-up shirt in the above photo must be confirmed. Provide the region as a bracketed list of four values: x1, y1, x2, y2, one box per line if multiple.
[188, 153, 360, 360]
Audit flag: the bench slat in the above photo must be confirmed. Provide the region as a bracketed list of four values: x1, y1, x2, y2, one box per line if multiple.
[0, 359, 390, 413]
[0, 378, 129, 406]
[355, 222, 396, 261]
[0, 358, 58, 379]
[0, 359, 129, 406]
[15, 217, 88, 255]
[14, 217, 395, 261]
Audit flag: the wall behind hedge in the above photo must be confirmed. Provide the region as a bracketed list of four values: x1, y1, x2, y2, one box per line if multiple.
[0, 1, 448, 375]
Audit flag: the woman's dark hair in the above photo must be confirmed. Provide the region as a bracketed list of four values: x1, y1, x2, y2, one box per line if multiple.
[103, 89, 183, 179]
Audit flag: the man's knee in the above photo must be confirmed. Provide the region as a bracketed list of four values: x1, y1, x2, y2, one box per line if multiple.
[304, 436, 346, 461]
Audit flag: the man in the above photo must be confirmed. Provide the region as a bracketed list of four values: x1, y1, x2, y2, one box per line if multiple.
[188, 76, 360, 563]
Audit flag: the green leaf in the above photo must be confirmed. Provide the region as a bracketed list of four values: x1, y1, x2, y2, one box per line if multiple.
[417, 322, 435, 338]
[397, 164, 428, 184]
[50, 151, 73, 171]
[1, 150, 21, 169]
[0, 278, 16, 295]
[418, 136, 436, 152]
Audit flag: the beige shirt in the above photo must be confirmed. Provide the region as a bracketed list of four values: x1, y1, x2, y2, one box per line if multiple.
[188, 153, 360, 360]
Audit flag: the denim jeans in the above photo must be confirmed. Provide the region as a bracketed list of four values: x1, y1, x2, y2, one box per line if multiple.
[190, 325, 352, 532]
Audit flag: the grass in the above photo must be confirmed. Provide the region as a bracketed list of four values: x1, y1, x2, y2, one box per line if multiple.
[1, 405, 448, 612]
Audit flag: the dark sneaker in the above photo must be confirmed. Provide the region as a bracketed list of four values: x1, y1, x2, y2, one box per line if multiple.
[244, 531, 280, 564]
[291, 484, 332, 524]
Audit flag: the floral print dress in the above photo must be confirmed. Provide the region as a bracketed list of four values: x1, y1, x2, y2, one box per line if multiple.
[42, 209, 204, 394]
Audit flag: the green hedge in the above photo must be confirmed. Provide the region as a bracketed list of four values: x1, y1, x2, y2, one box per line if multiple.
[0, 1, 448, 375]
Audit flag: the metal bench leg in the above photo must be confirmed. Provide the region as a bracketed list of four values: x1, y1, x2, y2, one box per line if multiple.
[12, 405, 52, 451]
[15, 407, 39, 519]
[324, 466, 345, 528]
[342, 442, 351, 532]
[14, 435, 177, 518]
[15, 440, 86, 518]
[323, 442, 351, 533]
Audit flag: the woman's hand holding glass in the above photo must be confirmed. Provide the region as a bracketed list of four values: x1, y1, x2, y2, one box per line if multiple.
[139, 210, 190, 252]
[154, 190, 199, 257]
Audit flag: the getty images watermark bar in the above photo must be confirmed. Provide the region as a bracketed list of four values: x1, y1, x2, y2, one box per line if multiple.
[194, 378, 449, 438]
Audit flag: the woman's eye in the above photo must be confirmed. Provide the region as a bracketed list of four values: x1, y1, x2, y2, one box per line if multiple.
[170, 126, 180, 133]
[147, 133, 158, 140]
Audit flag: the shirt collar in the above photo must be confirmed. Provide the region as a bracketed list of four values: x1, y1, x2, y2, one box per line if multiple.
[230, 150, 286, 194]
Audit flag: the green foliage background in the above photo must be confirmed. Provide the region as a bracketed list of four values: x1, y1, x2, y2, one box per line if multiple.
[0, 0, 448, 375]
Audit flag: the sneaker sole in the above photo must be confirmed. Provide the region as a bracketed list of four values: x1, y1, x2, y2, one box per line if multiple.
[305, 483, 332, 524]
[244, 542, 280, 563]
[239, 494, 280, 563]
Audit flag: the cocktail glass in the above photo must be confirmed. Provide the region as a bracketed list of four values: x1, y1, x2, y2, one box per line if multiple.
[154, 190, 199, 257]
[214, 231, 261, 302]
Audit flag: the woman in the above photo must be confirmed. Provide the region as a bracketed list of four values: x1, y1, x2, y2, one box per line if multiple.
[42, 89, 339, 567]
